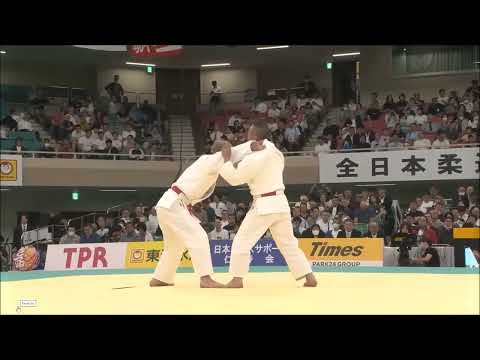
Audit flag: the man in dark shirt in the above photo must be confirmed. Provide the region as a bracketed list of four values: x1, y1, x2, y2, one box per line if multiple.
[337, 219, 362, 238]
[105, 75, 124, 103]
[411, 238, 440, 267]
[80, 224, 102, 244]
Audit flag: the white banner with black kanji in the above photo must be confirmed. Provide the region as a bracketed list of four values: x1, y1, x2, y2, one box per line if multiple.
[318, 147, 480, 183]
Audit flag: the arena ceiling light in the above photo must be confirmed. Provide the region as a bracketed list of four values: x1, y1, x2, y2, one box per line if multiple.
[98, 189, 137, 192]
[256, 45, 289, 50]
[0, 50, 6, 54]
[201, 63, 231, 68]
[126, 62, 156, 67]
[332, 52, 360, 57]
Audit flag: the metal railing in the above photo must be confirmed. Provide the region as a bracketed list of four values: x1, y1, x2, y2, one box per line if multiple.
[1, 142, 478, 161]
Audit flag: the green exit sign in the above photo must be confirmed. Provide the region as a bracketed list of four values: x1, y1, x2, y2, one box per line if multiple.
[146, 66, 153, 74]
[326, 62, 332, 70]
[72, 191, 79, 200]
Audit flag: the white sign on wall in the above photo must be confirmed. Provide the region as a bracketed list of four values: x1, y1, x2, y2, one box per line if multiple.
[44, 243, 128, 271]
[318, 147, 480, 183]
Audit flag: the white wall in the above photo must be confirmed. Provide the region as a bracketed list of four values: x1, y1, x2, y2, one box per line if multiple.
[200, 68, 257, 104]
[96, 66, 156, 104]
[1, 61, 98, 94]
[360, 46, 479, 106]
[257, 65, 333, 104]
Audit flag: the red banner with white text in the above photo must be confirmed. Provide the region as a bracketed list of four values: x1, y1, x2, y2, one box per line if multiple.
[127, 45, 183, 57]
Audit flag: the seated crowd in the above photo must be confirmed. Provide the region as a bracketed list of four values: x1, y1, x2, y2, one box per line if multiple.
[314, 79, 479, 153]
[52, 183, 478, 247]
[203, 76, 326, 154]
[1, 75, 171, 160]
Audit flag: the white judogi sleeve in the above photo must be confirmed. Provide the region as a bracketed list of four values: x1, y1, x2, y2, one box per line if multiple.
[220, 151, 269, 186]
[229, 141, 253, 164]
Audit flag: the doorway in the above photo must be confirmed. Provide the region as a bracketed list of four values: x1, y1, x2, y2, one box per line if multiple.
[332, 60, 359, 107]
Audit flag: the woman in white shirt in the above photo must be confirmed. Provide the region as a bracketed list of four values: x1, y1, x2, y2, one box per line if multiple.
[414, 108, 428, 129]
[385, 111, 399, 128]
[467, 113, 479, 129]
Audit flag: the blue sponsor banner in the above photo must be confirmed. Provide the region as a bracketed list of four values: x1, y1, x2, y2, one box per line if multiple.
[210, 238, 287, 267]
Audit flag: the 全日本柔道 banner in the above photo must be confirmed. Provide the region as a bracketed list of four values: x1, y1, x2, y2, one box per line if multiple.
[318, 147, 479, 183]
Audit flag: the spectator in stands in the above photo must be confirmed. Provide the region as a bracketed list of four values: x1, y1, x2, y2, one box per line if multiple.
[209, 80, 222, 114]
[252, 96, 268, 114]
[445, 120, 460, 141]
[337, 219, 362, 238]
[146, 207, 159, 235]
[316, 211, 333, 234]
[416, 216, 439, 244]
[413, 131, 431, 149]
[353, 201, 376, 225]
[78, 130, 94, 154]
[370, 132, 384, 149]
[300, 74, 318, 98]
[95, 216, 110, 241]
[105, 74, 124, 103]
[396, 93, 408, 112]
[137, 222, 153, 241]
[59, 226, 80, 244]
[80, 224, 101, 244]
[387, 134, 403, 149]
[354, 135, 371, 151]
[468, 112, 479, 129]
[209, 218, 230, 240]
[268, 102, 281, 118]
[50, 108, 65, 140]
[314, 136, 330, 154]
[431, 130, 450, 148]
[437, 89, 449, 106]
[40, 138, 56, 158]
[429, 97, 445, 116]
[209, 194, 227, 218]
[111, 131, 123, 152]
[128, 143, 145, 160]
[120, 222, 140, 242]
[364, 221, 385, 239]
[122, 124, 136, 140]
[301, 223, 325, 238]
[414, 108, 428, 130]
[284, 120, 301, 151]
[71, 125, 84, 142]
[383, 95, 396, 111]
[17, 113, 33, 132]
[93, 131, 107, 152]
[405, 125, 418, 143]
[411, 238, 440, 267]
[2, 108, 18, 131]
[102, 139, 117, 159]
[10, 138, 26, 154]
[0, 125, 9, 139]
[209, 123, 224, 144]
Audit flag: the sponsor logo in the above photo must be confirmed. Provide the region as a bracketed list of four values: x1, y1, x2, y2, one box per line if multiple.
[130, 249, 145, 263]
[310, 242, 364, 257]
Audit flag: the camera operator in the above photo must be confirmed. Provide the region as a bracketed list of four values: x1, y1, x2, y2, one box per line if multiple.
[411, 238, 440, 267]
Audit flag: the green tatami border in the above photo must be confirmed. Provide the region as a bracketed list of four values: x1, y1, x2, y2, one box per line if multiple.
[1, 266, 479, 282]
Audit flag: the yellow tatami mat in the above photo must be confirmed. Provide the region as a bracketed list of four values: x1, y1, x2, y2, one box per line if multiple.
[2, 272, 479, 315]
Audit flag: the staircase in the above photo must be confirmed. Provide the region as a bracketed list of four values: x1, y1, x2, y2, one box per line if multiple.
[169, 115, 197, 158]
[302, 108, 342, 152]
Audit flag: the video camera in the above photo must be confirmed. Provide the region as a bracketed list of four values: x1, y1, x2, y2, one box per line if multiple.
[397, 240, 412, 266]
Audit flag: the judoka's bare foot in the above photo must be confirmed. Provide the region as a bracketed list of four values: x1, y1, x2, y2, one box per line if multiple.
[225, 277, 243, 288]
[200, 275, 225, 288]
[149, 278, 174, 287]
[303, 273, 317, 287]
